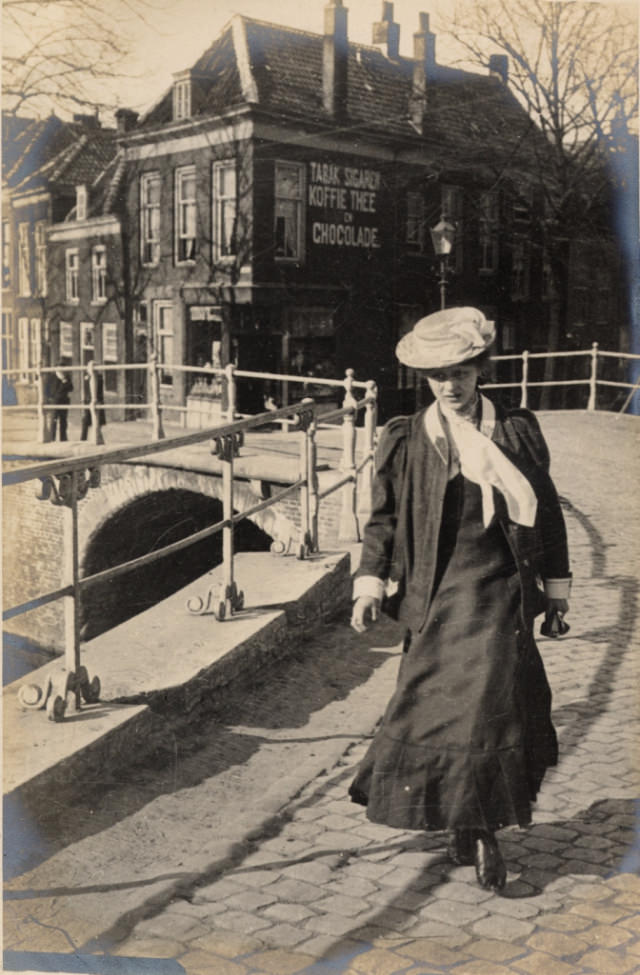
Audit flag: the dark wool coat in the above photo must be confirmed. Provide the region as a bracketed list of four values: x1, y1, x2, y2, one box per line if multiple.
[357, 403, 570, 633]
[350, 402, 570, 831]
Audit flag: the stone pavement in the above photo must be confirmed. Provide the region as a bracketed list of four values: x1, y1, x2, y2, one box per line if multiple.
[4, 412, 640, 975]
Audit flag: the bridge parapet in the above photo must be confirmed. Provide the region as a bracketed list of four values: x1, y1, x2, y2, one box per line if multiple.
[3, 387, 378, 725]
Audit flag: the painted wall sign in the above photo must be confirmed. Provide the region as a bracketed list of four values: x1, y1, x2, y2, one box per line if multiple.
[308, 161, 381, 250]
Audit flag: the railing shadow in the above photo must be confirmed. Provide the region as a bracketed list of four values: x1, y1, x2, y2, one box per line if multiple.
[549, 499, 638, 763]
[4, 614, 404, 882]
[278, 796, 638, 972]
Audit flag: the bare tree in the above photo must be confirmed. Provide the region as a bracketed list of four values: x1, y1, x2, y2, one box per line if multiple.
[3, 0, 162, 118]
[440, 0, 638, 378]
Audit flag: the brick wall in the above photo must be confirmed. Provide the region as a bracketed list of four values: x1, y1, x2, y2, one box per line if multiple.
[3, 473, 67, 652]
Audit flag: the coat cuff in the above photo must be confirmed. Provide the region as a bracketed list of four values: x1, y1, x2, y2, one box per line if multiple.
[353, 575, 385, 602]
[544, 577, 572, 599]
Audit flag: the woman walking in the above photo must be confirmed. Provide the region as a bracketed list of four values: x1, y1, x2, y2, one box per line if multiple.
[350, 308, 571, 892]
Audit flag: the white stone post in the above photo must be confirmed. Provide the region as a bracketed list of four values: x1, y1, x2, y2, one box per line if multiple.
[87, 360, 104, 446]
[149, 353, 165, 440]
[37, 366, 49, 443]
[587, 342, 599, 411]
[360, 379, 378, 522]
[520, 350, 529, 409]
[225, 362, 236, 423]
[63, 474, 81, 699]
[339, 368, 359, 542]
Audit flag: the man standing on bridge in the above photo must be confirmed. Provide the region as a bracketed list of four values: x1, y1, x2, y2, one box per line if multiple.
[47, 359, 73, 441]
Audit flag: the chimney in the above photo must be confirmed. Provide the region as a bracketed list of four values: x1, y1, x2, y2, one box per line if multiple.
[372, 2, 400, 60]
[73, 112, 101, 129]
[409, 13, 436, 133]
[115, 108, 139, 134]
[323, 0, 348, 116]
[489, 54, 509, 84]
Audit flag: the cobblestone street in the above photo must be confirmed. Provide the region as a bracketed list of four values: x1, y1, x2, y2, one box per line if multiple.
[5, 412, 640, 975]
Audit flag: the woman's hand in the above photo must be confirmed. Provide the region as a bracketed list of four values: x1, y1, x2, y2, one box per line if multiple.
[351, 595, 381, 633]
[546, 597, 569, 617]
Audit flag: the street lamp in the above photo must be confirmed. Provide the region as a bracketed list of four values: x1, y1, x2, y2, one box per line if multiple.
[430, 216, 456, 310]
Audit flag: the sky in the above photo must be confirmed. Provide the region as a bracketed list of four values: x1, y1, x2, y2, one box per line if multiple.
[4, 0, 636, 123]
[89, 0, 461, 117]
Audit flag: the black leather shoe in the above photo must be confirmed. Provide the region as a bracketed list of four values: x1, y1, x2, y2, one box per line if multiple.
[474, 831, 507, 891]
[447, 828, 475, 866]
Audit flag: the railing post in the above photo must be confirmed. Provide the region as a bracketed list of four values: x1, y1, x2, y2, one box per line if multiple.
[37, 365, 49, 443]
[149, 354, 165, 440]
[222, 439, 235, 607]
[360, 380, 378, 521]
[225, 362, 236, 423]
[339, 368, 360, 542]
[587, 342, 599, 411]
[207, 430, 244, 618]
[87, 360, 104, 446]
[520, 350, 529, 409]
[308, 412, 319, 553]
[297, 397, 317, 558]
[61, 473, 82, 716]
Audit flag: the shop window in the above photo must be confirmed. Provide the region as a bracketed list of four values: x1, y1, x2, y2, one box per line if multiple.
[3, 220, 11, 287]
[65, 248, 79, 302]
[479, 191, 499, 273]
[35, 221, 47, 296]
[154, 301, 174, 386]
[91, 246, 107, 303]
[103, 322, 118, 392]
[140, 172, 161, 265]
[18, 222, 30, 296]
[274, 161, 305, 262]
[406, 191, 425, 250]
[175, 166, 196, 263]
[212, 160, 237, 261]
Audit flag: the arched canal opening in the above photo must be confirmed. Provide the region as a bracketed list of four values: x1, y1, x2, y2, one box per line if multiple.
[80, 488, 272, 640]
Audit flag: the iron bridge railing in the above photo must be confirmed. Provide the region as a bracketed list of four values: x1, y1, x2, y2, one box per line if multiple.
[2, 370, 378, 723]
[2, 344, 639, 448]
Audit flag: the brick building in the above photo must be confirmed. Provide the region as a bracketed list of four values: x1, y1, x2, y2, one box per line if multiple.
[2, 113, 117, 405]
[11, 1, 629, 418]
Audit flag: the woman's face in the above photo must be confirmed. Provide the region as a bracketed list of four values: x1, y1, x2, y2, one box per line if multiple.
[424, 362, 481, 413]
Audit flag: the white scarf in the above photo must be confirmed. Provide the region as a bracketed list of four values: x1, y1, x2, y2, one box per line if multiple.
[424, 395, 538, 528]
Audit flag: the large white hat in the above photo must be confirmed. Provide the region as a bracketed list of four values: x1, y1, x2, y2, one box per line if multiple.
[396, 307, 495, 369]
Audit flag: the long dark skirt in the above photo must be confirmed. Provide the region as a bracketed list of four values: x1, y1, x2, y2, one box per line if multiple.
[349, 475, 558, 832]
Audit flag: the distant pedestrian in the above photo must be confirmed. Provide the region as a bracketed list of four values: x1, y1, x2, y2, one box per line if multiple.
[47, 360, 73, 441]
[350, 307, 571, 892]
[80, 368, 106, 441]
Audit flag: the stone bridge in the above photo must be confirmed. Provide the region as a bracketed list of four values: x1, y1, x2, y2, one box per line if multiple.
[4, 445, 347, 655]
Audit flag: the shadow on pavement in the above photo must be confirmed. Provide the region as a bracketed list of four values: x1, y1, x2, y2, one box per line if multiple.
[272, 796, 638, 972]
[4, 613, 403, 882]
[550, 501, 638, 760]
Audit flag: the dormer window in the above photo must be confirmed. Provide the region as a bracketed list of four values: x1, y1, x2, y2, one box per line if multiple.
[76, 184, 87, 221]
[173, 71, 192, 120]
